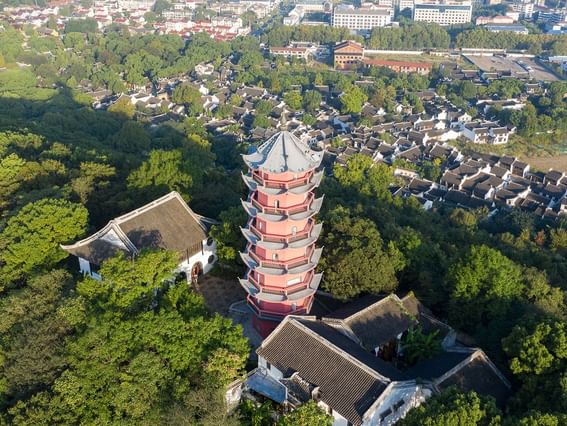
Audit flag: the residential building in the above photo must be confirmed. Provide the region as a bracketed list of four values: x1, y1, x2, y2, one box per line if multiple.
[332, 4, 392, 31]
[475, 15, 515, 25]
[536, 9, 567, 24]
[269, 45, 317, 60]
[461, 121, 512, 144]
[283, 6, 305, 25]
[484, 23, 529, 33]
[396, 0, 415, 11]
[333, 40, 365, 69]
[246, 294, 511, 426]
[363, 58, 433, 75]
[240, 131, 324, 336]
[61, 192, 217, 282]
[412, 0, 472, 25]
[512, 0, 534, 18]
[292, 0, 333, 12]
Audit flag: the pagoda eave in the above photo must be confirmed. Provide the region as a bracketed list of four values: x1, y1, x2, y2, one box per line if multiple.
[240, 223, 323, 250]
[241, 197, 324, 222]
[241, 171, 324, 195]
[239, 248, 323, 276]
[239, 275, 322, 303]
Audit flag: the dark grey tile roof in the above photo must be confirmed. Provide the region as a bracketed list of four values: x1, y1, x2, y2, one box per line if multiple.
[405, 350, 470, 381]
[118, 195, 207, 257]
[62, 192, 208, 265]
[257, 319, 389, 426]
[437, 353, 511, 407]
[328, 295, 418, 351]
[299, 319, 407, 381]
[63, 237, 130, 266]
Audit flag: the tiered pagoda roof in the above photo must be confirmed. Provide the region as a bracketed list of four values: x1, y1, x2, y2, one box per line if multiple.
[243, 131, 323, 173]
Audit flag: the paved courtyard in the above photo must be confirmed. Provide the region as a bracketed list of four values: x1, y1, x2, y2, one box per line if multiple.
[194, 273, 264, 352]
[194, 273, 246, 315]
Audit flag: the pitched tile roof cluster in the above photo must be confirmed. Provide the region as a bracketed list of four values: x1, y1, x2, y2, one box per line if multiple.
[252, 294, 511, 425]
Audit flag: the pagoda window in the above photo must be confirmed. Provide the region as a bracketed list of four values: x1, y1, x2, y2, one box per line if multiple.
[272, 253, 278, 261]
[291, 226, 297, 235]
[274, 200, 280, 208]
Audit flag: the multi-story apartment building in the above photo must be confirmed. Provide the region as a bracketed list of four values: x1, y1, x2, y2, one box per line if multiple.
[413, 0, 472, 25]
[332, 4, 392, 30]
[512, 0, 534, 18]
[397, 0, 415, 10]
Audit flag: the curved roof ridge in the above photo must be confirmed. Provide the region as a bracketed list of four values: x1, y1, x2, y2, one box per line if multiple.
[61, 191, 208, 256]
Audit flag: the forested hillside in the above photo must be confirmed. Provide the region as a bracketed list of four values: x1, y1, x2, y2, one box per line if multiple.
[0, 26, 252, 424]
[0, 22, 566, 425]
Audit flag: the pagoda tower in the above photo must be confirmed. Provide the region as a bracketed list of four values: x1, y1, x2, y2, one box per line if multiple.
[240, 131, 324, 336]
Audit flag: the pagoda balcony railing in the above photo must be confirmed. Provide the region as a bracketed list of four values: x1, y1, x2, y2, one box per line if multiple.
[248, 246, 315, 270]
[252, 170, 314, 190]
[247, 270, 315, 296]
[250, 193, 315, 216]
[249, 220, 314, 244]
[247, 295, 314, 320]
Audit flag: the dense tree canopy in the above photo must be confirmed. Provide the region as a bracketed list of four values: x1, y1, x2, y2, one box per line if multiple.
[0, 199, 88, 288]
[4, 251, 249, 424]
[503, 319, 567, 414]
[320, 206, 404, 300]
[447, 245, 525, 332]
[399, 388, 502, 426]
[278, 401, 333, 426]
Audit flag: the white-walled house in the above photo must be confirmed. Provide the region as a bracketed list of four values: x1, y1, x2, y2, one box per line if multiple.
[246, 294, 511, 426]
[61, 191, 217, 282]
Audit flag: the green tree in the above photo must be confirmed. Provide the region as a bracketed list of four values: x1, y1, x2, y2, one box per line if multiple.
[255, 99, 273, 115]
[127, 150, 193, 200]
[108, 97, 135, 119]
[333, 154, 393, 200]
[447, 245, 524, 332]
[284, 90, 303, 110]
[173, 84, 204, 116]
[0, 153, 27, 209]
[320, 206, 404, 300]
[230, 94, 242, 106]
[340, 85, 368, 114]
[215, 104, 233, 119]
[278, 401, 333, 426]
[0, 270, 74, 403]
[302, 113, 316, 126]
[399, 388, 501, 426]
[64, 18, 98, 34]
[71, 162, 116, 204]
[153, 0, 171, 13]
[503, 320, 567, 413]
[183, 116, 207, 138]
[0, 199, 88, 287]
[209, 206, 247, 268]
[401, 326, 442, 366]
[16, 250, 251, 424]
[76, 249, 179, 312]
[302, 90, 323, 113]
[253, 114, 271, 129]
[113, 121, 151, 153]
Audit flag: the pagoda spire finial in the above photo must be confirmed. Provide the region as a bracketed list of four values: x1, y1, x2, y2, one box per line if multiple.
[279, 115, 288, 131]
